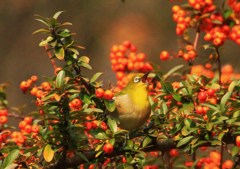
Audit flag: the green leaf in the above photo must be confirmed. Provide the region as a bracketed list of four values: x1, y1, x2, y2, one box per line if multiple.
[163, 64, 184, 80]
[90, 72, 103, 84]
[211, 140, 222, 146]
[2, 149, 19, 169]
[107, 117, 117, 133]
[90, 130, 109, 140]
[162, 82, 173, 94]
[76, 152, 89, 163]
[105, 100, 116, 112]
[5, 164, 18, 169]
[142, 136, 152, 148]
[221, 91, 232, 106]
[43, 144, 54, 162]
[83, 108, 103, 114]
[173, 94, 181, 102]
[58, 29, 71, 37]
[176, 136, 194, 147]
[33, 28, 50, 34]
[56, 70, 65, 89]
[55, 47, 65, 60]
[53, 11, 64, 20]
[206, 123, 213, 131]
[231, 146, 239, 156]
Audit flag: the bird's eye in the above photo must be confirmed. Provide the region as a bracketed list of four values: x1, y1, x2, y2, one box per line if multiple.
[133, 76, 141, 83]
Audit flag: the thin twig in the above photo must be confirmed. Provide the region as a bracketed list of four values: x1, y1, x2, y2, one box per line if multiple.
[193, 30, 200, 50]
[44, 45, 57, 71]
[216, 47, 222, 87]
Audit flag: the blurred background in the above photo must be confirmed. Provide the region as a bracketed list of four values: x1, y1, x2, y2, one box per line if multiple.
[0, 0, 239, 113]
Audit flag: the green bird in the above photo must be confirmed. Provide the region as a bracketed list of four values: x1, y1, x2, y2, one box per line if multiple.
[111, 73, 151, 130]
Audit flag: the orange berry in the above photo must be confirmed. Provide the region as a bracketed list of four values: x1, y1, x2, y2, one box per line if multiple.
[19, 121, 27, 130]
[32, 125, 40, 133]
[236, 135, 240, 147]
[24, 125, 32, 134]
[222, 64, 233, 74]
[20, 81, 29, 92]
[30, 75, 38, 82]
[0, 109, 8, 116]
[24, 116, 33, 124]
[160, 51, 169, 61]
[104, 90, 113, 100]
[0, 116, 8, 124]
[95, 88, 104, 98]
[41, 82, 51, 91]
[222, 160, 233, 169]
[30, 87, 38, 96]
[103, 143, 114, 154]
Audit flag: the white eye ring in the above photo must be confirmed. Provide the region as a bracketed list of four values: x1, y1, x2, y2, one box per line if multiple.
[133, 76, 141, 83]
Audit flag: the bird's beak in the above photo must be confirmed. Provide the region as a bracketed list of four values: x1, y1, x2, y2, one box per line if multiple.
[141, 72, 150, 83]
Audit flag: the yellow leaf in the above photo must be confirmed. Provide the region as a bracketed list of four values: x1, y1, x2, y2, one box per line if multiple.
[43, 144, 54, 162]
[54, 93, 61, 101]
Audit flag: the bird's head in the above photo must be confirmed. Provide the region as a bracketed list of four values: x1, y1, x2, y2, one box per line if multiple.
[124, 72, 149, 92]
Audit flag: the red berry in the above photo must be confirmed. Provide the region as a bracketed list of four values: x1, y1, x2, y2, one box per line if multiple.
[198, 91, 207, 102]
[95, 88, 104, 98]
[160, 51, 169, 61]
[236, 136, 240, 147]
[103, 142, 114, 154]
[104, 90, 113, 100]
[24, 116, 33, 124]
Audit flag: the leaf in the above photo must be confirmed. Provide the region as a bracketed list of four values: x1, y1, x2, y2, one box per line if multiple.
[105, 100, 116, 112]
[53, 11, 64, 19]
[54, 93, 61, 101]
[173, 93, 181, 102]
[79, 56, 90, 63]
[90, 72, 103, 84]
[83, 108, 103, 114]
[5, 164, 18, 169]
[76, 152, 89, 163]
[56, 70, 65, 89]
[55, 47, 65, 60]
[206, 123, 213, 131]
[32, 28, 50, 34]
[221, 91, 232, 106]
[176, 136, 194, 147]
[211, 140, 222, 146]
[95, 150, 103, 158]
[142, 136, 152, 148]
[231, 146, 239, 156]
[107, 117, 117, 133]
[161, 82, 174, 94]
[43, 144, 54, 162]
[163, 64, 184, 80]
[2, 149, 19, 169]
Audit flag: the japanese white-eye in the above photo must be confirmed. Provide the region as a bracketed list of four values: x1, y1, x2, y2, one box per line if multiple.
[112, 73, 151, 130]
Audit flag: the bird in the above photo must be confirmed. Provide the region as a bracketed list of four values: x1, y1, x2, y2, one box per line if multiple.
[111, 73, 151, 130]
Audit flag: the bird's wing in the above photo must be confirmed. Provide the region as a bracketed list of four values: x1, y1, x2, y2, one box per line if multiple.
[113, 94, 134, 115]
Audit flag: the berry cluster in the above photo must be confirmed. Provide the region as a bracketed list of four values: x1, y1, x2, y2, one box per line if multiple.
[20, 75, 38, 93]
[110, 41, 153, 89]
[171, 1, 240, 46]
[177, 45, 197, 62]
[204, 25, 230, 46]
[228, 0, 240, 15]
[188, 0, 215, 12]
[185, 150, 233, 169]
[95, 88, 113, 100]
[172, 5, 190, 35]
[229, 25, 240, 45]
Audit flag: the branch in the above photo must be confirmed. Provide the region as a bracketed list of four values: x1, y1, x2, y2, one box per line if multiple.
[50, 133, 236, 168]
